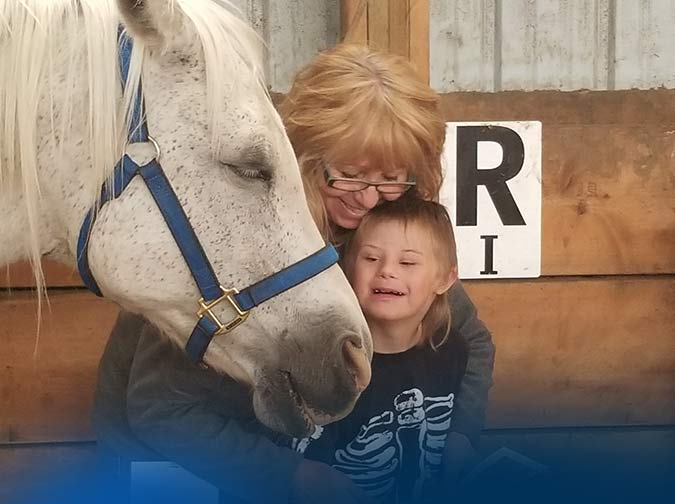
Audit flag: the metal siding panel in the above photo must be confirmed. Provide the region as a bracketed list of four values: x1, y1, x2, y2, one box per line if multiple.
[430, 0, 497, 92]
[614, 0, 675, 90]
[264, 0, 339, 92]
[500, 0, 611, 91]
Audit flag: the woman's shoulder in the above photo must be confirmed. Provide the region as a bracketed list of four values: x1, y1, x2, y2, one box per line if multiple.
[424, 329, 469, 386]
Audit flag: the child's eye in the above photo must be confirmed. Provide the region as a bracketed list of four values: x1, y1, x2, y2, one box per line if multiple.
[400, 261, 417, 266]
[363, 256, 378, 262]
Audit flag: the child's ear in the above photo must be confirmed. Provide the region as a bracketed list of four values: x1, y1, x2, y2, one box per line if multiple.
[435, 266, 458, 295]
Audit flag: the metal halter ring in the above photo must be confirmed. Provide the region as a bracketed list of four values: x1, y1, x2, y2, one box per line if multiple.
[124, 135, 161, 164]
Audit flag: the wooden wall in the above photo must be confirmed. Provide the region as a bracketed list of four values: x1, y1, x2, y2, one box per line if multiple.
[2, 89, 674, 445]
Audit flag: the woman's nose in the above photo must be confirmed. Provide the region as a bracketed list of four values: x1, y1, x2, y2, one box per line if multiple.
[354, 186, 381, 210]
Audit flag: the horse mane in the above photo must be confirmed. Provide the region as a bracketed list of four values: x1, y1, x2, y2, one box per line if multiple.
[0, 0, 267, 297]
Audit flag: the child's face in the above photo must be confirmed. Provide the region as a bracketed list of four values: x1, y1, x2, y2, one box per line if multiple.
[348, 220, 455, 325]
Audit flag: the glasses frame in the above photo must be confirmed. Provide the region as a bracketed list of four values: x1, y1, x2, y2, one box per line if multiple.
[323, 167, 416, 195]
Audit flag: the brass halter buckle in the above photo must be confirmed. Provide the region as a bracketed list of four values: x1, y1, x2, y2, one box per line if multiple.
[197, 286, 250, 335]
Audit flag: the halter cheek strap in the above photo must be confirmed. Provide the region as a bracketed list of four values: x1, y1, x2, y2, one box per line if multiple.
[77, 28, 338, 363]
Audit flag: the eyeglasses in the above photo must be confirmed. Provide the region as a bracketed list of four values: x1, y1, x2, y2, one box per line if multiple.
[323, 168, 416, 195]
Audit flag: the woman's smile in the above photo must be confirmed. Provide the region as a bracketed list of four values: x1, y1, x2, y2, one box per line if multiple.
[340, 198, 369, 218]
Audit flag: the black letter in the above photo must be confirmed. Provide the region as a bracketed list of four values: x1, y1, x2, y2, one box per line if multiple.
[480, 235, 498, 275]
[456, 126, 526, 226]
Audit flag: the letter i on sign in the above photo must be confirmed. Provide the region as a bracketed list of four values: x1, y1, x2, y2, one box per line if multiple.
[439, 122, 542, 279]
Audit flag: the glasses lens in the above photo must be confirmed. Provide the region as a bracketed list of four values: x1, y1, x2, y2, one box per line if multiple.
[377, 183, 413, 194]
[330, 179, 370, 191]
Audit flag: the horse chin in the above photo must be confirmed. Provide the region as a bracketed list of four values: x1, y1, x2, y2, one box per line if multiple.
[252, 372, 340, 438]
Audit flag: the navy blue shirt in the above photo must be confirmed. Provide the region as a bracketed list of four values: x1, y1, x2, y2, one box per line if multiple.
[294, 331, 467, 503]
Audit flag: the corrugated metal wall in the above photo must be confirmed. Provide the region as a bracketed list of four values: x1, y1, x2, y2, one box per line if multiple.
[231, 0, 340, 92]
[238, 1, 675, 93]
[430, 0, 675, 92]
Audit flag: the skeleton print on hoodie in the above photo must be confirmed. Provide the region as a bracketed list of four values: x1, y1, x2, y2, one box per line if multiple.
[294, 331, 468, 503]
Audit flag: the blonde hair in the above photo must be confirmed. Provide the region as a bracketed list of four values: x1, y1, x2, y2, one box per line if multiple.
[343, 196, 458, 350]
[279, 44, 446, 241]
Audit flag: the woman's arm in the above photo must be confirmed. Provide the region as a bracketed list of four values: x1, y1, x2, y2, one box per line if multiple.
[448, 281, 496, 447]
[122, 319, 368, 504]
[93, 310, 160, 460]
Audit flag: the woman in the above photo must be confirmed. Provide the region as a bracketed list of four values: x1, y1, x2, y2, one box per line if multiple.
[93, 44, 494, 504]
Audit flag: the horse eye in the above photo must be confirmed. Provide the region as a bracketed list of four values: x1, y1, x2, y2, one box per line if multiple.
[221, 162, 271, 182]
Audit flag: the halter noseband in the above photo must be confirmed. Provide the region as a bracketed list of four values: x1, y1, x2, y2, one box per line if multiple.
[77, 28, 338, 363]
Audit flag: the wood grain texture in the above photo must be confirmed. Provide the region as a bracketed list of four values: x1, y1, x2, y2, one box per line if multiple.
[1, 261, 80, 289]
[2, 276, 674, 443]
[409, 0, 430, 83]
[464, 277, 675, 429]
[438, 89, 675, 126]
[0, 292, 118, 443]
[388, 0, 409, 59]
[367, 0, 390, 53]
[341, 0, 368, 43]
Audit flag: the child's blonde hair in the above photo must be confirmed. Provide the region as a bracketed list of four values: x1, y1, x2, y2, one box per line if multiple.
[343, 196, 458, 349]
[279, 44, 446, 241]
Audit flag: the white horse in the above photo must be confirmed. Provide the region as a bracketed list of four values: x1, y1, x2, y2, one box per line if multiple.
[0, 0, 372, 437]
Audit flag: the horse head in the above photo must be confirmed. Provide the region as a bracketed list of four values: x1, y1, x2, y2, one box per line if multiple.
[0, 0, 372, 437]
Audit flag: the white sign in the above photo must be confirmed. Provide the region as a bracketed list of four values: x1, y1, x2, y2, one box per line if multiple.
[440, 122, 542, 279]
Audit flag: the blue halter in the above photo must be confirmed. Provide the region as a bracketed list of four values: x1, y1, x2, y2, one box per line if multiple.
[77, 29, 338, 363]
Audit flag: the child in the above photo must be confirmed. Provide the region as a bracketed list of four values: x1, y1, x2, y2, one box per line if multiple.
[294, 196, 469, 503]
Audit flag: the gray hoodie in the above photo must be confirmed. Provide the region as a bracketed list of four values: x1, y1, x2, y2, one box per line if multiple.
[92, 281, 494, 503]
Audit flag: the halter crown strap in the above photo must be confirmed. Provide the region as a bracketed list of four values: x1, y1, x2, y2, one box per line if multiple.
[76, 28, 339, 363]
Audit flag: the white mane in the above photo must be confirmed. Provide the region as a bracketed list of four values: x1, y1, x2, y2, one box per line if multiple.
[0, 0, 267, 291]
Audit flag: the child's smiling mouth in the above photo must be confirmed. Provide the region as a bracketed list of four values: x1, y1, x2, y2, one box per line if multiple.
[372, 288, 405, 296]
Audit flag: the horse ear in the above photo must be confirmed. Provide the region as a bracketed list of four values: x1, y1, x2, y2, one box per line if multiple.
[117, 0, 176, 49]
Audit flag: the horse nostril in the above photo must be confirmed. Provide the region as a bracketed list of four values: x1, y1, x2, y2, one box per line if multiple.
[342, 335, 372, 392]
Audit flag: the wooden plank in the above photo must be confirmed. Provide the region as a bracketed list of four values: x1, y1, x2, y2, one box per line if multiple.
[541, 124, 675, 276]
[1, 260, 81, 288]
[2, 277, 674, 443]
[368, 0, 390, 52]
[463, 277, 675, 429]
[409, 0, 429, 83]
[0, 292, 118, 443]
[341, 0, 368, 43]
[388, 0, 409, 59]
[440, 91, 675, 276]
[439, 88, 675, 126]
